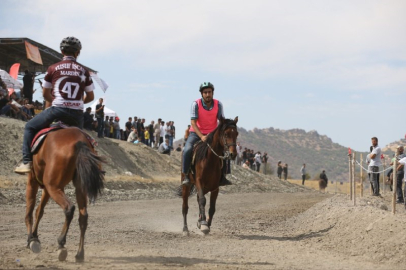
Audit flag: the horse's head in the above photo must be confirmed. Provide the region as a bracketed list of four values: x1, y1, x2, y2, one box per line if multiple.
[220, 116, 239, 160]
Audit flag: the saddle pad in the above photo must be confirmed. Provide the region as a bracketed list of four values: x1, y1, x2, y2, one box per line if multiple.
[31, 122, 98, 154]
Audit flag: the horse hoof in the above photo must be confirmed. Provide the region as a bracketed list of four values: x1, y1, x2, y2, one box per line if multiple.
[200, 224, 210, 235]
[197, 221, 201, 229]
[29, 241, 41, 254]
[58, 248, 68, 261]
[183, 231, 189, 237]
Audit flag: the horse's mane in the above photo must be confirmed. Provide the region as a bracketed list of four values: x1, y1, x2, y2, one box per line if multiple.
[194, 118, 237, 162]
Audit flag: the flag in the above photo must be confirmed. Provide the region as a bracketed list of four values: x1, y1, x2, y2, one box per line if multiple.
[90, 72, 109, 93]
[8, 63, 20, 96]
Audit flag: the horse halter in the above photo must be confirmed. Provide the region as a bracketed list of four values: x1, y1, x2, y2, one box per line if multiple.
[206, 123, 237, 160]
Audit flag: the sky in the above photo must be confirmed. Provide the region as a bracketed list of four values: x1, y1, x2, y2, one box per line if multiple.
[1, 0, 405, 152]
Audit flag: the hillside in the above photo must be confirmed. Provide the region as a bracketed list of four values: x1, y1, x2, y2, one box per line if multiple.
[237, 127, 354, 182]
[382, 138, 406, 152]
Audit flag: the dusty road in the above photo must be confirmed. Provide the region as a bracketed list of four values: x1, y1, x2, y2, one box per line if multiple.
[0, 191, 400, 270]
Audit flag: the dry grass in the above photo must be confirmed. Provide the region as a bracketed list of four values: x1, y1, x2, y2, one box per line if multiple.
[287, 179, 393, 195]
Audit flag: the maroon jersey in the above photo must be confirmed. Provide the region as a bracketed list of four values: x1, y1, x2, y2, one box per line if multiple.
[42, 56, 94, 110]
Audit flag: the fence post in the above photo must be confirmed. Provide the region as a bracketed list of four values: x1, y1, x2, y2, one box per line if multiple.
[392, 155, 397, 214]
[382, 159, 386, 195]
[352, 152, 356, 205]
[360, 153, 363, 197]
[349, 154, 353, 200]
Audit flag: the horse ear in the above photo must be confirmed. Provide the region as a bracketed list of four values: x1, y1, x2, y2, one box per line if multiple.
[234, 116, 238, 124]
[220, 117, 225, 124]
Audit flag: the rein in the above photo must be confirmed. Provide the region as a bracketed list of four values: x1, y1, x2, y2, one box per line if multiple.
[205, 124, 236, 160]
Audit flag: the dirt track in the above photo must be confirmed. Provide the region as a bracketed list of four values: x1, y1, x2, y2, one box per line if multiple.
[1, 191, 405, 270]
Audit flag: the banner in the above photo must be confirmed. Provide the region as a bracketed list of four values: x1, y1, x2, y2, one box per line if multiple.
[90, 72, 109, 92]
[25, 41, 43, 65]
[7, 63, 20, 95]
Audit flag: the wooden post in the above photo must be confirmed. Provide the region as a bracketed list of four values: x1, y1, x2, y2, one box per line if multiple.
[382, 159, 386, 194]
[349, 154, 353, 200]
[392, 155, 397, 214]
[352, 152, 356, 205]
[360, 153, 364, 197]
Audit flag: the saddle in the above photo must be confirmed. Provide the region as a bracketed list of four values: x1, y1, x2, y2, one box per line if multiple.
[31, 121, 97, 154]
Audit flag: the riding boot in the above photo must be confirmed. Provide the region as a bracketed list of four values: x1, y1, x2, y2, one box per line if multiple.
[219, 173, 232, 186]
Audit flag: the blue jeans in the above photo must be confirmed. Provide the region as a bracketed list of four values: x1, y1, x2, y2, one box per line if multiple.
[168, 135, 174, 149]
[22, 106, 83, 163]
[182, 132, 201, 174]
[114, 129, 121, 140]
[97, 117, 104, 137]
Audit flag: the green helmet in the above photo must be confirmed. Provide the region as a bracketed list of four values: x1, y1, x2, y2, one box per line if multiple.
[199, 82, 214, 92]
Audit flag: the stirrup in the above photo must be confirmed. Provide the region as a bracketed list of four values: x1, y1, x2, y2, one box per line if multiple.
[182, 177, 191, 186]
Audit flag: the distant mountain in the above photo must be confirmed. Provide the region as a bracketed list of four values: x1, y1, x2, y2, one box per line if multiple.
[236, 127, 356, 181]
[382, 138, 406, 152]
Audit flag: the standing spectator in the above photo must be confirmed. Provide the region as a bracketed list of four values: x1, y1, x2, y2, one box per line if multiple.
[391, 146, 405, 203]
[144, 129, 150, 146]
[255, 151, 262, 172]
[104, 115, 110, 138]
[160, 120, 165, 145]
[132, 116, 138, 131]
[277, 161, 283, 179]
[283, 164, 288, 180]
[95, 98, 105, 138]
[397, 155, 406, 206]
[125, 117, 132, 141]
[158, 138, 171, 155]
[154, 118, 161, 148]
[320, 170, 328, 186]
[140, 118, 146, 144]
[368, 137, 381, 196]
[242, 148, 248, 164]
[169, 121, 175, 149]
[148, 120, 155, 147]
[301, 164, 306, 185]
[109, 117, 114, 138]
[236, 142, 242, 165]
[22, 70, 34, 104]
[262, 152, 268, 174]
[249, 149, 255, 169]
[83, 107, 93, 130]
[136, 118, 142, 140]
[113, 117, 121, 139]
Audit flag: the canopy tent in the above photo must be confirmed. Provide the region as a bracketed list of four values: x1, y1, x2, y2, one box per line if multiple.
[86, 100, 117, 118]
[0, 69, 23, 89]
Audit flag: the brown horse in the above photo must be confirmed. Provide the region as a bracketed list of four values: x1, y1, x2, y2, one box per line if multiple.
[25, 128, 105, 262]
[182, 117, 238, 236]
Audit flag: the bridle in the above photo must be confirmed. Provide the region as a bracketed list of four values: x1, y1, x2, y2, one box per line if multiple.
[206, 123, 237, 160]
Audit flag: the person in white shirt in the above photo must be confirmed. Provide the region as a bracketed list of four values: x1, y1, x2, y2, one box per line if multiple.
[369, 137, 382, 196]
[158, 138, 170, 155]
[254, 152, 262, 172]
[127, 127, 138, 143]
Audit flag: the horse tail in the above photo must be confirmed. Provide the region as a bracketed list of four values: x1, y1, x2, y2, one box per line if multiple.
[74, 141, 105, 202]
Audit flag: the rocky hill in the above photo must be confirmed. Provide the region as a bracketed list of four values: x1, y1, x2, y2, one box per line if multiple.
[382, 138, 406, 152]
[236, 127, 354, 182]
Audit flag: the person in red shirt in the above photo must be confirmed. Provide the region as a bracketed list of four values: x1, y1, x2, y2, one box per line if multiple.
[181, 82, 231, 186]
[15, 37, 95, 173]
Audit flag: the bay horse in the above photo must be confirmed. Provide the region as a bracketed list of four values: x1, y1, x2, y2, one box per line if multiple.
[182, 117, 238, 236]
[25, 128, 105, 262]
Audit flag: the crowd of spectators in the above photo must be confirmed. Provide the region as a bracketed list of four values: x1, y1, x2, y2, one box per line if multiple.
[84, 104, 178, 155]
[0, 77, 43, 121]
[234, 142, 269, 173]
